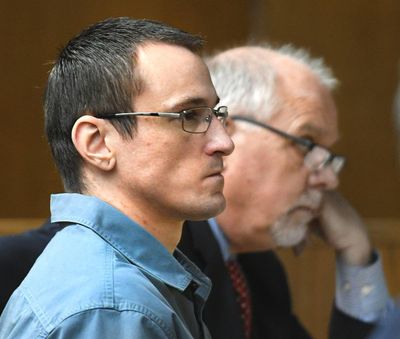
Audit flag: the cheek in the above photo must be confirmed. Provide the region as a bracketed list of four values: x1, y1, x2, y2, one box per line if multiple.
[150, 138, 206, 188]
[224, 138, 308, 204]
[119, 133, 187, 181]
[266, 178, 309, 225]
[251, 153, 309, 213]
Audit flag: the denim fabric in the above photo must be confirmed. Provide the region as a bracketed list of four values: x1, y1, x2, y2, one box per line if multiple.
[0, 193, 211, 338]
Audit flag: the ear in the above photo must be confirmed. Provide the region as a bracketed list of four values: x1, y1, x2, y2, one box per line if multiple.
[71, 115, 116, 172]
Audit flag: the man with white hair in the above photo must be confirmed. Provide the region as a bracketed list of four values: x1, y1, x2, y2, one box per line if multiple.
[179, 45, 391, 339]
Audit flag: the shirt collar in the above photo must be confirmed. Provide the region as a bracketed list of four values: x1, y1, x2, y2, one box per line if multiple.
[50, 193, 209, 294]
[208, 218, 235, 262]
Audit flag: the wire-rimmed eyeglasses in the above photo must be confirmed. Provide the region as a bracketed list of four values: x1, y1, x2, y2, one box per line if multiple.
[231, 115, 346, 174]
[96, 106, 229, 134]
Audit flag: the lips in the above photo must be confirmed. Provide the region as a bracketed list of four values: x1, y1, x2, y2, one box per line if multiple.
[207, 170, 223, 177]
[206, 165, 224, 177]
[205, 169, 224, 188]
[206, 159, 224, 179]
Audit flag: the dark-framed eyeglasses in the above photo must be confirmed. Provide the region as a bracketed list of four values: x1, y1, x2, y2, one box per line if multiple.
[231, 115, 346, 174]
[96, 106, 229, 134]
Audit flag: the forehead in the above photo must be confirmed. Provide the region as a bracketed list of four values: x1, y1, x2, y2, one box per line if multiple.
[134, 43, 218, 110]
[270, 66, 339, 146]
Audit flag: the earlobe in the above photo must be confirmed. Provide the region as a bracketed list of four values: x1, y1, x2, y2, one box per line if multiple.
[71, 115, 116, 172]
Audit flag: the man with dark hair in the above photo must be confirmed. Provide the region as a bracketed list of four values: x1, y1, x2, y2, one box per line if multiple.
[0, 17, 234, 338]
[179, 45, 392, 339]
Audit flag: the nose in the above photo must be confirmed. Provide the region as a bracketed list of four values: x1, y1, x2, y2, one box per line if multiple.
[204, 117, 235, 156]
[307, 166, 339, 190]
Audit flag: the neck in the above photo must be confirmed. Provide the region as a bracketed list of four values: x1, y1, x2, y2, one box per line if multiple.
[113, 196, 184, 253]
[85, 186, 183, 253]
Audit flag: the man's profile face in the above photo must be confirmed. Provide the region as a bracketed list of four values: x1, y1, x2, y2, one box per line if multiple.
[113, 43, 234, 223]
[220, 58, 339, 251]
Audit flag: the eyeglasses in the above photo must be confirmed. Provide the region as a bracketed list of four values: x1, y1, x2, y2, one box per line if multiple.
[231, 115, 346, 174]
[96, 106, 229, 134]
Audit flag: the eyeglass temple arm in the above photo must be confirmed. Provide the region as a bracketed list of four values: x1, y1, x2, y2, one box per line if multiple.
[231, 115, 314, 149]
[96, 112, 182, 119]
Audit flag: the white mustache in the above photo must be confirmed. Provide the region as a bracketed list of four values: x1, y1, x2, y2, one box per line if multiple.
[288, 190, 323, 213]
[269, 190, 322, 248]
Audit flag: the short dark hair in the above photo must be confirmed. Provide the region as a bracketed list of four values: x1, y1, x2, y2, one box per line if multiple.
[44, 17, 203, 192]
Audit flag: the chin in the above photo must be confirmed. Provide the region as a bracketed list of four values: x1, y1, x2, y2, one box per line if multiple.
[185, 195, 226, 220]
[269, 213, 310, 248]
[271, 224, 308, 247]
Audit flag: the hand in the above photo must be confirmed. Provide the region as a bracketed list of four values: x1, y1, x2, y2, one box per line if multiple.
[311, 191, 373, 266]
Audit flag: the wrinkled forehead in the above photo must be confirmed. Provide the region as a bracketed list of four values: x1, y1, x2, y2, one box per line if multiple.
[271, 85, 339, 146]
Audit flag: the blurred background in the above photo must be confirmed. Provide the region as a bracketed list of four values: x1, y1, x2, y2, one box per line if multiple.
[1, 0, 399, 218]
[1, 1, 399, 338]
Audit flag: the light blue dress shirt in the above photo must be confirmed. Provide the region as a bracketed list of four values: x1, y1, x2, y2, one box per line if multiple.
[0, 193, 211, 338]
[208, 217, 391, 323]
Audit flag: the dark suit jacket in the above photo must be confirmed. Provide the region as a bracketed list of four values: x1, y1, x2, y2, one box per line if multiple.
[0, 220, 65, 313]
[178, 220, 375, 339]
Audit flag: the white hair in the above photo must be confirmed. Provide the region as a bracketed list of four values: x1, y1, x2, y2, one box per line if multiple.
[275, 44, 339, 90]
[206, 49, 277, 121]
[206, 43, 338, 122]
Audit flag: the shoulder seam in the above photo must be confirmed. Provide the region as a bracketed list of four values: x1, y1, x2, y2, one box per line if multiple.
[47, 306, 174, 338]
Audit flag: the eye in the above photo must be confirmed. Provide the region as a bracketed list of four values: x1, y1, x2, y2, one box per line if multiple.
[182, 109, 198, 121]
[181, 108, 212, 133]
[293, 143, 309, 156]
[300, 135, 315, 144]
[182, 108, 211, 122]
[292, 135, 315, 154]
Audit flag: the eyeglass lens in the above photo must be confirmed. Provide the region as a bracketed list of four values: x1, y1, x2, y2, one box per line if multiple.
[304, 146, 344, 174]
[182, 107, 228, 133]
[182, 108, 212, 133]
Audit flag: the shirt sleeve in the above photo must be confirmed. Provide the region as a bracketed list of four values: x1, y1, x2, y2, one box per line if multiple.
[368, 302, 400, 338]
[335, 251, 392, 322]
[47, 308, 171, 339]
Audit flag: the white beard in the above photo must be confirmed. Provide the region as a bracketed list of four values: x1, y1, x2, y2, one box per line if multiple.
[269, 190, 322, 247]
[270, 212, 311, 247]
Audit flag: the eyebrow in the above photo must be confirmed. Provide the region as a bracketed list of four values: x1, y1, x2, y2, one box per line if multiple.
[296, 123, 324, 138]
[165, 96, 220, 112]
[296, 123, 342, 143]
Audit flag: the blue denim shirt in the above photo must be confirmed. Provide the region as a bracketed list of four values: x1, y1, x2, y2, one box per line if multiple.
[0, 193, 211, 338]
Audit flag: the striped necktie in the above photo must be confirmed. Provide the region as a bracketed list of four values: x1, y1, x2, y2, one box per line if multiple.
[226, 259, 252, 339]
